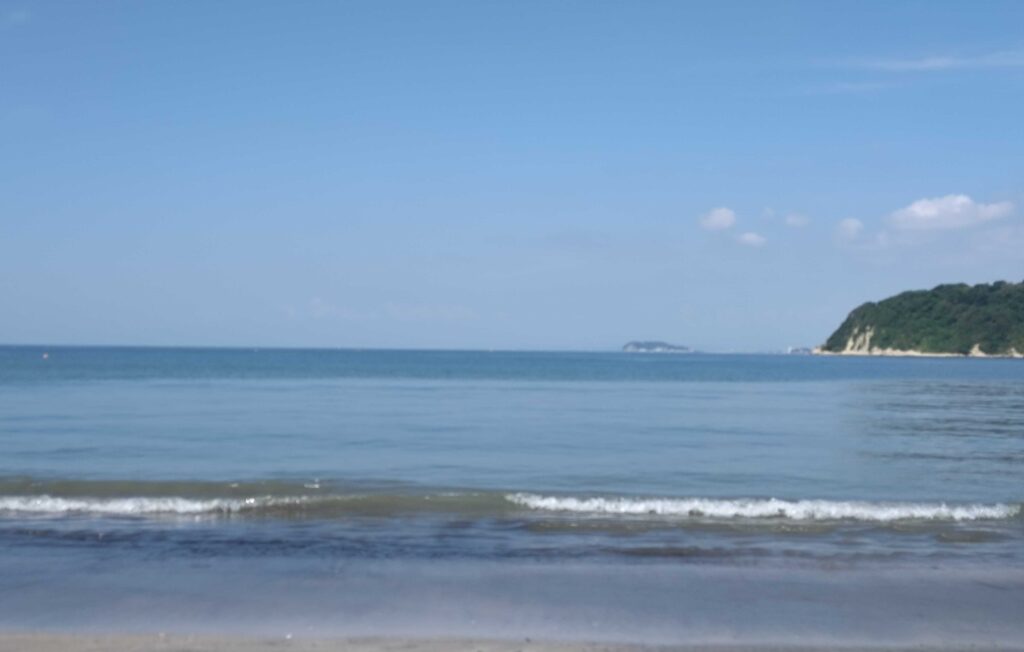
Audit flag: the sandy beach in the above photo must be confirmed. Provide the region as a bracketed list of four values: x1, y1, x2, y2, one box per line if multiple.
[2, 634, 1022, 652]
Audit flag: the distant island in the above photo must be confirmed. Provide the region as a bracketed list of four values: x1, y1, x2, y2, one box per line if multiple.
[622, 341, 692, 353]
[817, 280, 1024, 357]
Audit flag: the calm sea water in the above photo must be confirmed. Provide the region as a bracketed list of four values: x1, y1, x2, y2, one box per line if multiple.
[1, 346, 1022, 643]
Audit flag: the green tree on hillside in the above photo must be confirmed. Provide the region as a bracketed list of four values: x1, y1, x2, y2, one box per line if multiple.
[822, 281, 1024, 355]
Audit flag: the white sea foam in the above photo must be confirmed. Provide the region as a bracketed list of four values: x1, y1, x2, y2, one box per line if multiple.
[0, 495, 260, 515]
[506, 494, 1020, 522]
[3, 493, 1019, 522]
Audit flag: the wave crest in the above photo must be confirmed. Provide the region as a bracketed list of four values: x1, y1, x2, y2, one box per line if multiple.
[505, 494, 1020, 522]
[2, 491, 1019, 522]
[0, 495, 262, 515]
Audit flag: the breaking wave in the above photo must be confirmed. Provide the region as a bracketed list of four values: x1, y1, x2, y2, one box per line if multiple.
[0, 489, 494, 517]
[0, 495, 262, 515]
[506, 494, 1021, 522]
[0, 482, 1019, 524]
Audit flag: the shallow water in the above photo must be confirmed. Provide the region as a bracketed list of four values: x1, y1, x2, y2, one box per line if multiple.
[1, 346, 1022, 641]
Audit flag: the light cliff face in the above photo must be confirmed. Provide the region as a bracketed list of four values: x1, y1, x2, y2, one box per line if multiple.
[843, 326, 874, 353]
[816, 325, 892, 355]
[968, 344, 1024, 358]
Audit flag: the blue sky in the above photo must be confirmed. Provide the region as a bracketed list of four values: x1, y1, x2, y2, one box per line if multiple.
[2, 1, 1022, 350]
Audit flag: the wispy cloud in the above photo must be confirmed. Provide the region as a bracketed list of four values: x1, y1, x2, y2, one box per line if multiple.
[306, 297, 377, 321]
[294, 297, 479, 324]
[810, 80, 898, 95]
[854, 50, 1024, 72]
[967, 225, 1024, 257]
[383, 302, 479, 323]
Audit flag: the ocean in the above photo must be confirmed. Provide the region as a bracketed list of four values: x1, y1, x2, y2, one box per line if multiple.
[1, 346, 1022, 645]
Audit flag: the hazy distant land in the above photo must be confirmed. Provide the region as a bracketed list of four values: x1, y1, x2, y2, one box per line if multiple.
[622, 341, 692, 353]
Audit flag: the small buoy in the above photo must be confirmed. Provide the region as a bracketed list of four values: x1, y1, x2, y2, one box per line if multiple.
[42, 352, 49, 360]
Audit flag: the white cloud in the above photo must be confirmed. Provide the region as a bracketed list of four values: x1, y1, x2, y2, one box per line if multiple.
[784, 213, 809, 227]
[700, 207, 736, 231]
[889, 194, 1013, 230]
[836, 218, 864, 240]
[736, 232, 766, 247]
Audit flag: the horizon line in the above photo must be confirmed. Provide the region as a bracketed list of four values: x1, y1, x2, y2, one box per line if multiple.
[0, 342, 806, 355]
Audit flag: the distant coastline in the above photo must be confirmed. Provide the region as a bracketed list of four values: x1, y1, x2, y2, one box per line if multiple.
[622, 341, 692, 353]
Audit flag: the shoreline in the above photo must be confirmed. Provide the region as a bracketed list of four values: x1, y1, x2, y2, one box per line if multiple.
[815, 327, 1023, 358]
[1, 634, 1022, 652]
[812, 347, 1023, 359]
